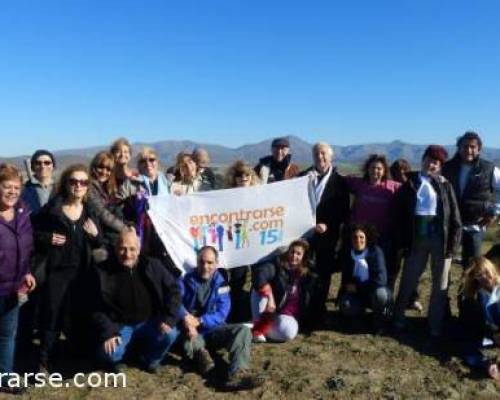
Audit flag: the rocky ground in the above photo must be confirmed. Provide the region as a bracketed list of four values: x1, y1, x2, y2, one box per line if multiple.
[4, 240, 500, 400]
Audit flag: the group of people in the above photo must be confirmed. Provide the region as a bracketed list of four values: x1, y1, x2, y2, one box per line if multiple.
[0, 132, 499, 394]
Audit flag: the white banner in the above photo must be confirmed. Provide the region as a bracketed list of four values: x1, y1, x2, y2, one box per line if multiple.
[147, 176, 316, 273]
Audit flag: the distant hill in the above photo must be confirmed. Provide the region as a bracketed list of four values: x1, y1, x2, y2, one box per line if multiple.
[2, 136, 499, 173]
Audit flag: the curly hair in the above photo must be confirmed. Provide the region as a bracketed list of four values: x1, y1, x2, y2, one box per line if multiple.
[224, 160, 260, 188]
[347, 223, 379, 248]
[461, 257, 500, 300]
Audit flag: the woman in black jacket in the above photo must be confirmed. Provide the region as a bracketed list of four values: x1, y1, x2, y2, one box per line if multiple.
[34, 164, 103, 370]
[251, 239, 319, 342]
[393, 145, 462, 340]
[338, 223, 392, 323]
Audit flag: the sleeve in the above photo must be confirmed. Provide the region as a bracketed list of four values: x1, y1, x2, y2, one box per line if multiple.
[88, 192, 126, 233]
[371, 246, 388, 288]
[199, 284, 231, 330]
[159, 268, 183, 327]
[489, 166, 500, 216]
[445, 181, 463, 257]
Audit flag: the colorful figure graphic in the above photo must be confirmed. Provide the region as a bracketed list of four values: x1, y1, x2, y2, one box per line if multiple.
[189, 226, 201, 250]
[216, 224, 225, 252]
[201, 224, 209, 246]
[209, 223, 217, 244]
[234, 222, 242, 249]
[241, 222, 250, 248]
[227, 225, 233, 242]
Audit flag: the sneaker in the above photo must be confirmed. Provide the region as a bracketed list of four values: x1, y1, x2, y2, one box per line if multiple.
[252, 334, 267, 343]
[407, 301, 423, 313]
[224, 370, 265, 391]
[194, 348, 215, 376]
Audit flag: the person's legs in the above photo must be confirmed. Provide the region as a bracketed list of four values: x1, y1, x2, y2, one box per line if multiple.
[134, 319, 180, 369]
[427, 238, 451, 337]
[462, 230, 485, 268]
[182, 333, 207, 361]
[369, 286, 392, 315]
[338, 292, 364, 317]
[265, 314, 299, 342]
[206, 324, 252, 374]
[0, 295, 20, 377]
[250, 290, 268, 321]
[393, 238, 430, 326]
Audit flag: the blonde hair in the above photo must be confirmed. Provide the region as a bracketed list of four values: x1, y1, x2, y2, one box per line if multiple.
[224, 160, 260, 188]
[461, 257, 500, 299]
[136, 147, 160, 173]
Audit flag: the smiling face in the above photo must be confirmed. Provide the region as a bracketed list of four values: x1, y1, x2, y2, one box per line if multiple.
[421, 156, 442, 175]
[352, 229, 367, 252]
[181, 156, 198, 180]
[113, 144, 131, 167]
[313, 145, 332, 173]
[93, 160, 113, 184]
[139, 153, 158, 179]
[368, 161, 385, 184]
[33, 155, 54, 182]
[287, 245, 305, 269]
[0, 178, 22, 210]
[66, 170, 89, 201]
[234, 170, 252, 187]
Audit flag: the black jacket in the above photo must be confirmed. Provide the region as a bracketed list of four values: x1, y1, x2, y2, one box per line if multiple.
[395, 172, 462, 257]
[33, 195, 104, 274]
[301, 166, 350, 253]
[339, 245, 387, 291]
[90, 255, 181, 342]
[253, 258, 320, 331]
[442, 154, 496, 225]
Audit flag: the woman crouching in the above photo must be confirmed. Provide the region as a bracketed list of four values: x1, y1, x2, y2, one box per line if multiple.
[251, 239, 319, 342]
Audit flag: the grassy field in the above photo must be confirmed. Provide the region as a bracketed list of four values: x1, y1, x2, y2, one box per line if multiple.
[6, 235, 500, 399]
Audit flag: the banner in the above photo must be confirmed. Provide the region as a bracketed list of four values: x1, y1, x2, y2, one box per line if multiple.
[148, 176, 316, 273]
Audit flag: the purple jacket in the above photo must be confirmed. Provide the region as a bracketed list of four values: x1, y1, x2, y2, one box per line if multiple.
[0, 203, 33, 296]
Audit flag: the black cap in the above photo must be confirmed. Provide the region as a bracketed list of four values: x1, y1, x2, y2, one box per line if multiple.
[31, 149, 56, 169]
[271, 137, 290, 148]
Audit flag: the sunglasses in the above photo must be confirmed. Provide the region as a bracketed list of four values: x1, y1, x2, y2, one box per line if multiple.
[96, 164, 112, 172]
[140, 157, 157, 164]
[35, 160, 53, 166]
[68, 178, 89, 187]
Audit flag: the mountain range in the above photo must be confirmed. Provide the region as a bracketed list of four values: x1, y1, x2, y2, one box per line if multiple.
[2, 136, 499, 172]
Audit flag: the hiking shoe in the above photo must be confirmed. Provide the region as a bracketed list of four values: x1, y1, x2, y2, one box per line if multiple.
[407, 301, 423, 313]
[224, 371, 265, 391]
[194, 348, 215, 376]
[253, 334, 267, 343]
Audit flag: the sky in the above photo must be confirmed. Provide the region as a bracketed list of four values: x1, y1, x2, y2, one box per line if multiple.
[1, 0, 500, 156]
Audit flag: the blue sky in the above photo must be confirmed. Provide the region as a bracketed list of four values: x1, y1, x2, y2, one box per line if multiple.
[1, 0, 499, 156]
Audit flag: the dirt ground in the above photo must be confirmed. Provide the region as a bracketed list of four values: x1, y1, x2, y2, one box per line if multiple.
[4, 244, 500, 400]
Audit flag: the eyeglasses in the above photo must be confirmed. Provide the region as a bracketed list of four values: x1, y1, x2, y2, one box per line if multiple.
[139, 157, 157, 164]
[96, 165, 112, 172]
[68, 178, 89, 187]
[35, 160, 53, 167]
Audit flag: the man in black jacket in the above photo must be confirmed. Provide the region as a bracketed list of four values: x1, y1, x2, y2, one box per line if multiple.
[254, 137, 300, 184]
[442, 131, 500, 268]
[301, 142, 350, 323]
[92, 228, 181, 372]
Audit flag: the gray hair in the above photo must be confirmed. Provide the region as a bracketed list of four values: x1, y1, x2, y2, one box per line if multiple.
[312, 142, 334, 160]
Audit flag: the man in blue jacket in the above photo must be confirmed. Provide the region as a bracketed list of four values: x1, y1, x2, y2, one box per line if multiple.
[179, 246, 263, 391]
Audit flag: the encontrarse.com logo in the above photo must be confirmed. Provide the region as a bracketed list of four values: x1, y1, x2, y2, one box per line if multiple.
[0, 372, 127, 388]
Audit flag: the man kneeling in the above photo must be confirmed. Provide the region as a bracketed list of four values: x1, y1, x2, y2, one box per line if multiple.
[92, 228, 181, 372]
[178, 245, 264, 391]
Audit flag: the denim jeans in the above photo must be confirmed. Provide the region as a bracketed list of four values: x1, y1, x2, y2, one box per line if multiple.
[462, 230, 485, 268]
[0, 294, 20, 375]
[99, 319, 179, 369]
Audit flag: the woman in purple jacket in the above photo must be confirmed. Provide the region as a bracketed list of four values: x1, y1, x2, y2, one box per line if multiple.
[0, 164, 36, 394]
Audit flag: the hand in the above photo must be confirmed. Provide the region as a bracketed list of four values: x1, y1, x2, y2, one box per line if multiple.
[184, 313, 200, 329]
[51, 233, 67, 246]
[104, 336, 122, 355]
[159, 322, 172, 334]
[479, 215, 497, 228]
[187, 326, 198, 341]
[265, 296, 276, 313]
[23, 274, 36, 292]
[83, 218, 99, 237]
[315, 223, 327, 234]
[345, 284, 357, 294]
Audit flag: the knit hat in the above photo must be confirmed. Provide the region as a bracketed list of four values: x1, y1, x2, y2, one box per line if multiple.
[31, 149, 56, 169]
